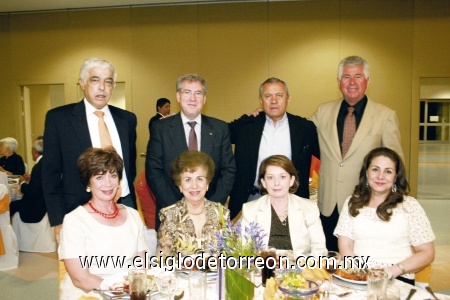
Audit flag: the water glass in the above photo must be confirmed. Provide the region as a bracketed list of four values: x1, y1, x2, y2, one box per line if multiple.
[367, 269, 388, 300]
[380, 285, 400, 300]
[128, 269, 147, 300]
[156, 272, 178, 299]
[188, 271, 207, 300]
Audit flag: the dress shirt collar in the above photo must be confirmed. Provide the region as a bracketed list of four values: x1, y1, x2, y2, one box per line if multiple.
[265, 112, 288, 127]
[180, 112, 202, 126]
[83, 98, 111, 116]
[35, 155, 42, 164]
[340, 95, 368, 117]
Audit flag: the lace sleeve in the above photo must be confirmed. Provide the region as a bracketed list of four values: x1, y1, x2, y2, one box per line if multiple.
[333, 197, 353, 239]
[403, 196, 436, 246]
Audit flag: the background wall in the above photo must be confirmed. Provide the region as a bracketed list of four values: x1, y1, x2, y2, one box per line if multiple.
[0, 0, 450, 194]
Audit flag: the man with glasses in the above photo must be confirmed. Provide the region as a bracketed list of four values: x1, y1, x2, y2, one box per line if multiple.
[228, 77, 320, 220]
[43, 57, 137, 242]
[145, 74, 235, 229]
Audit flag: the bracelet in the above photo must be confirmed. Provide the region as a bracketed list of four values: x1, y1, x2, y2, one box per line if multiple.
[396, 263, 406, 274]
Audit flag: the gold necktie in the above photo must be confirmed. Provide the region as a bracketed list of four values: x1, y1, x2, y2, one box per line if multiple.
[94, 111, 122, 201]
[341, 107, 356, 157]
[94, 111, 113, 149]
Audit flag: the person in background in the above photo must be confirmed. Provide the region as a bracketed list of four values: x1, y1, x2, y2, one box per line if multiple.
[10, 139, 47, 223]
[310, 56, 403, 251]
[156, 150, 230, 257]
[148, 97, 171, 134]
[146, 74, 235, 229]
[334, 147, 434, 285]
[59, 148, 147, 299]
[43, 57, 137, 242]
[228, 77, 319, 220]
[0, 137, 25, 176]
[241, 155, 326, 256]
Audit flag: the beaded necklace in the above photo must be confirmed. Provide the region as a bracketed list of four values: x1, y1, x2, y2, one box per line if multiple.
[88, 201, 119, 219]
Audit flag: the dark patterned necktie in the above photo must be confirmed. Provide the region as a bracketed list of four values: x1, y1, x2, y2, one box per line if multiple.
[188, 121, 198, 151]
[341, 107, 356, 157]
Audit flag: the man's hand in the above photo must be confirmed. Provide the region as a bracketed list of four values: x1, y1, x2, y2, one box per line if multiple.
[20, 174, 30, 184]
[54, 224, 62, 244]
[246, 107, 263, 117]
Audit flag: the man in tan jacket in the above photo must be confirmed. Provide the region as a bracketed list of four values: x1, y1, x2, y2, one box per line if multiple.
[310, 56, 403, 251]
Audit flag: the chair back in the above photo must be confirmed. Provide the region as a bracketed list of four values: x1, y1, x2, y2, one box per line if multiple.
[0, 184, 19, 270]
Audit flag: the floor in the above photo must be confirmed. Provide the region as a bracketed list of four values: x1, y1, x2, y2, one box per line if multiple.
[418, 143, 450, 293]
[0, 143, 449, 299]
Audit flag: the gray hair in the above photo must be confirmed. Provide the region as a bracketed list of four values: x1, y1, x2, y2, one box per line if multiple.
[259, 77, 290, 98]
[79, 57, 117, 83]
[33, 139, 44, 155]
[337, 56, 370, 80]
[176, 74, 207, 94]
[0, 137, 18, 152]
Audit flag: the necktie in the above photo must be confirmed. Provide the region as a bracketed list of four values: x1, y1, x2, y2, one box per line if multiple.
[94, 111, 113, 149]
[188, 121, 198, 151]
[341, 107, 356, 157]
[94, 111, 122, 201]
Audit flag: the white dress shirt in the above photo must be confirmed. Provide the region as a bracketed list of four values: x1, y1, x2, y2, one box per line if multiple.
[255, 113, 291, 186]
[84, 99, 130, 197]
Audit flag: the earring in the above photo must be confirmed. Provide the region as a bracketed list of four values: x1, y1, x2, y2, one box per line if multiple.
[366, 181, 369, 187]
[391, 184, 397, 193]
[86, 186, 91, 193]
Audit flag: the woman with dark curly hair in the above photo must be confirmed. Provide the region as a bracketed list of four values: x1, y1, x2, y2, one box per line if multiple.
[334, 147, 435, 285]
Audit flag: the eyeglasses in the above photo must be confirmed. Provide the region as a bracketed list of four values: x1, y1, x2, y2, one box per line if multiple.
[180, 90, 204, 99]
[88, 77, 115, 87]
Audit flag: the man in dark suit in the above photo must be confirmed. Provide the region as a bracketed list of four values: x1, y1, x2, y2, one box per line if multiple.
[148, 98, 171, 134]
[43, 58, 137, 242]
[10, 139, 46, 223]
[228, 77, 320, 220]
[146, 74, 235, 228]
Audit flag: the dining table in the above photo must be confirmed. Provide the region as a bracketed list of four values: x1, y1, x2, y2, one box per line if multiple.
[98, 268, 450, 300]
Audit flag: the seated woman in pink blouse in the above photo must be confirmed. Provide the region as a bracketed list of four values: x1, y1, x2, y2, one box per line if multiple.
[334, 147, 435, 285]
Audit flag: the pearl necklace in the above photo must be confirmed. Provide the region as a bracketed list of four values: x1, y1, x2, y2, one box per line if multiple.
[88, 201, 119, 219]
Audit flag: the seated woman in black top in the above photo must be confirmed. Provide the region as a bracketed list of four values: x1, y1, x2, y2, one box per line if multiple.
[0, 137, 25, 176]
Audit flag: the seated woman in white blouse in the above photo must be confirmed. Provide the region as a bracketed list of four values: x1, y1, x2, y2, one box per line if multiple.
[241, 155, 327, 256]
[59, 148, 148, 299]
[334, 147, 435, 285]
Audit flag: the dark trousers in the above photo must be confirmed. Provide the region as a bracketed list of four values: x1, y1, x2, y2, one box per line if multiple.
[320, 205, 340, 252]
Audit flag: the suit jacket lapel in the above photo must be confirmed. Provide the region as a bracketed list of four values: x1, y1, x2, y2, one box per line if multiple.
[288, 194, 302, 250]
[326, 101, 342, 161]
[70, 100, 92, 150]
[258, 195, 272, 247]
[200, 115, 214, 153]
[169, 113, 189, 150]
[288, 113, 302, 164]
[110, 106, 129, 162]
[249, 114, 266, 171]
